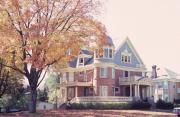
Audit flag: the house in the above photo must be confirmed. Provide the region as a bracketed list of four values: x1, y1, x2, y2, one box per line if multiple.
[57, 37, 153, 103]
[153, 67, 180, 102]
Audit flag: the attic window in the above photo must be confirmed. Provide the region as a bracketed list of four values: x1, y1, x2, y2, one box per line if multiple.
[121, 50, 131, 63]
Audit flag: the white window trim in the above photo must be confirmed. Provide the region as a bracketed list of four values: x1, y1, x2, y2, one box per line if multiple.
[100, 67, 108, 78]
[121, 49, 131, 63]
[100, 85, 108, 96]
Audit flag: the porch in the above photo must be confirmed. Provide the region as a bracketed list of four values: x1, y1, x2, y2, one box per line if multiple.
[119, 76, 153, 99]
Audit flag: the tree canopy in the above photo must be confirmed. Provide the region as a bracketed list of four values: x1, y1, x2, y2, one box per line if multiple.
[0, 0, 106, 113]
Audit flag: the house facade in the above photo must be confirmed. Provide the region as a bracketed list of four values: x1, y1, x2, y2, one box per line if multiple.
[58, 37, 153, 103]
[153, 68, 180, 102]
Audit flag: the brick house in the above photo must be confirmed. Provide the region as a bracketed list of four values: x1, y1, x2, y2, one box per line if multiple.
[58, 37, 153, 103]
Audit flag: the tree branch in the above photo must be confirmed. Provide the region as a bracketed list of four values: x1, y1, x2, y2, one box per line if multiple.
[36, 65, 49, 88]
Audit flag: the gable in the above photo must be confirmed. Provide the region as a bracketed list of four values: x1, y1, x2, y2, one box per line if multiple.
[114, 38, 145, 68]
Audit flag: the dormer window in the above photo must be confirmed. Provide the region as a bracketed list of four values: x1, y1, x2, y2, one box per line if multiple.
[103, 48, 114, 59]
[79, 57, 84, 66]
[104, 48, 109, 58]
[95, 47, 114, 59]
[121, 49, 131, 63]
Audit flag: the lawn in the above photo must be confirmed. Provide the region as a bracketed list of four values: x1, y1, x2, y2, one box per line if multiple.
[0, 109, 177, 117]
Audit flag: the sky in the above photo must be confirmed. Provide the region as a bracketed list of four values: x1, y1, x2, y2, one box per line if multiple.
[97, 0, 180, 73]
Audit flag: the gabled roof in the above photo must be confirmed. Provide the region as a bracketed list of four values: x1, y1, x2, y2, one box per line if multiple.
[69, 49, 94, 68]
[157, 68, 179, 78]
[69, 58, 78, 68]
[79, 49, 93, 55]
[115, 37, 145, 65]
[106, 36, 114, 46]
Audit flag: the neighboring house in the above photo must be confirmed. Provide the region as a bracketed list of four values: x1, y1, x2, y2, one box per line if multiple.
[57, 37, 153, 103]
[153, 67, 180, 102]
[44, 72, 62, 104]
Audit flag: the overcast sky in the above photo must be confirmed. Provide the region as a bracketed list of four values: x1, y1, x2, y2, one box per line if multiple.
[97, 0, 180, 73]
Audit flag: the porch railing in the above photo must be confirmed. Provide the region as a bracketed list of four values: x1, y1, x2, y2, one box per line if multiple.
[71, 96, 133, 103]
[119, 76, 152, 85]
[60, 80, 93, 86]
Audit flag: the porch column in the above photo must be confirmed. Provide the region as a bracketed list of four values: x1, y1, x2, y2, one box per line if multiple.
[130, 84, 132, 97]
[149, 86, 152, 97]
[137, 84, 140, 97]
[135, 85, 137, 97]
[75, 86, 78, 98]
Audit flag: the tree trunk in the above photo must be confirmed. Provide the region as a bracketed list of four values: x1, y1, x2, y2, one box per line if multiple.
[29, 89, 37, 113]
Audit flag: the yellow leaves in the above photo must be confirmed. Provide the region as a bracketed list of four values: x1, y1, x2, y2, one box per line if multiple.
[0, 0, 105, 71]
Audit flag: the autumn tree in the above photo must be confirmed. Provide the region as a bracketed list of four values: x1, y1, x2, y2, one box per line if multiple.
[0, 59, 10, 98]
[0, 0, 106, 113]
[0, 58, 23, 98]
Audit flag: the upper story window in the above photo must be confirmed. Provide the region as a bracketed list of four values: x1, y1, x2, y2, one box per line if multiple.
[69, 72, 74, 82]
[121, 49, 131, 63]
[100, 67, 108, 78]
[123, 71, 129, 78]
[104, 48, 109, 58]
[109, 49, 113, 58]
[95, 48, 114, 59]
[112, 68, 115, 79]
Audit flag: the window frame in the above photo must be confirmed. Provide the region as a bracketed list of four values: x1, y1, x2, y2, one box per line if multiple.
[123, 71, 130, 78]
[100, 67, 108, 78]
[121, 50, 131, 63]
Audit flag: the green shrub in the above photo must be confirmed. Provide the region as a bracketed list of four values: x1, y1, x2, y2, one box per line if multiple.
[156, 99, 174, 109]
[70, 103, 130, 110]
[174, 99, 180, 104]
[130, 101, 151, 109]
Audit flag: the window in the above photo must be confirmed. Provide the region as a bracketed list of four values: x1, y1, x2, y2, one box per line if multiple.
[128, 56, 131, 62]
[101, 48, 114, 59]
[79, 71, 84, 77]
[79, 57, 84, 66]
[100, 68, 107, 78]
[122, 54, 131, 63]
[112, 68, 115, 79]
[69, 72, 74, 82]
[62, 72, 66, 82]
[163, 81, 168, 89]
[104, 48, 109, 58]
[68, 87, 75, 99]
[100, 86, 108, 96]
[109, 49, 113, 58]
[112, 87, 119, 96]
[121, 55, 124, 61]
[121, 50, 131, 63]
[115, 87, 119, 92]
[123, 71, 129, 78]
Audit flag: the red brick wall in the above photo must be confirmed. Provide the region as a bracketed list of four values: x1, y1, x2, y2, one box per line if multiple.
[96, 67, 115, 96]
[74, 69, 94, 82]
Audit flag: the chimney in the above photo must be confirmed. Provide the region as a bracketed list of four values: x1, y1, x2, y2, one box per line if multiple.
[152, 65, 157, 78]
